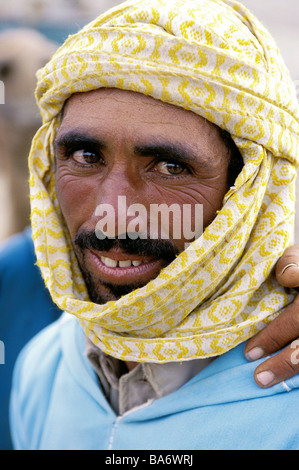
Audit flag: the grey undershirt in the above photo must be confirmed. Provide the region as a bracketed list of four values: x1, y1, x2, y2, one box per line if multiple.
[86, 338, 214, 415]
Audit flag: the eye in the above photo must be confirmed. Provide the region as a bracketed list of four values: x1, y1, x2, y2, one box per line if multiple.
[155, 161, 187, 176]
[71, 149, 101, 166]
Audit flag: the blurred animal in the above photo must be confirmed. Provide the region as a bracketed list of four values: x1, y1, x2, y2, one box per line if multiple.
[0, 28, 57, 242]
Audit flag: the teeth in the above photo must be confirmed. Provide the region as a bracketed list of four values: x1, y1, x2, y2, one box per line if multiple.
[100, 257, 144, 268]
[101, 256, 118, 268]
[119, 260, 132, 268]
[132, 260, 142, 267]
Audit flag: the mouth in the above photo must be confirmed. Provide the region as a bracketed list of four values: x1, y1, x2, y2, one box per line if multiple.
[86, 249, 167, 285]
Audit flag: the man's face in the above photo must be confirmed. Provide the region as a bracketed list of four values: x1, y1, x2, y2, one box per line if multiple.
[55, 88, 231, 303]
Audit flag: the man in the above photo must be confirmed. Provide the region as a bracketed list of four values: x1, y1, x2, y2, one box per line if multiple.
[9, 0, 299, 450]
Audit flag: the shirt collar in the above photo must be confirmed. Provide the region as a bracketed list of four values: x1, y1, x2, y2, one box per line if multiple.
[86, 337, 214, 415]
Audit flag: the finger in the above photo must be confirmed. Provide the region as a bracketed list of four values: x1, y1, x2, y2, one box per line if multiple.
[253, 340, 299, 388]
[275, 245, 299, 288]
[244, 294, 299, 361]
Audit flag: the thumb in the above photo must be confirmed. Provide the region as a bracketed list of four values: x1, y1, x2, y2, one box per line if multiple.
[276, 245, 299, 288]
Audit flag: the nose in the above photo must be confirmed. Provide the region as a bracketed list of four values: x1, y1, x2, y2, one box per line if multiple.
[93, 166, 147, 239]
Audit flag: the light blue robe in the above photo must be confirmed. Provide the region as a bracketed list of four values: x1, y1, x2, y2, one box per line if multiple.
[10, 313, 299, 450]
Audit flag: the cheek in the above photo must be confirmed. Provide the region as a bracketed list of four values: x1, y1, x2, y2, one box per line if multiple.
[55, 170, 99, 238]
[144, 181, 227, 252]
[148, 180, 227, 226]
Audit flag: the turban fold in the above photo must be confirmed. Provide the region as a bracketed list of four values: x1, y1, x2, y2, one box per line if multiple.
[29, 0, 299, 362]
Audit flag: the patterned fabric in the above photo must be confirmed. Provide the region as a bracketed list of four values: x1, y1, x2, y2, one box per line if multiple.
[29, 0, 299, 363]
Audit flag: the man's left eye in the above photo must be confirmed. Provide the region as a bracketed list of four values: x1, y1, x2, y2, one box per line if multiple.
[156, 161, 186, 175]
[72, 149, 100, 165]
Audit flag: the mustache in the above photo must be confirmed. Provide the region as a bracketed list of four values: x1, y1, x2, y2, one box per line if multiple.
[74, 229, 179, 261]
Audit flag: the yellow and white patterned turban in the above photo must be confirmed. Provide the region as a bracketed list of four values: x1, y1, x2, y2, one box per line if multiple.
[30, 0, 299, 363]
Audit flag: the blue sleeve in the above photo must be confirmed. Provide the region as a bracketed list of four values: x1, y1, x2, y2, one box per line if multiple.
[9, 320, 64, 450]
[9, 353, 28, 450]
[0, 228, 62, 450]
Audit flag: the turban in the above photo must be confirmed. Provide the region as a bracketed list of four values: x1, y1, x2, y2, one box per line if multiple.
[29, 0, 299, 362]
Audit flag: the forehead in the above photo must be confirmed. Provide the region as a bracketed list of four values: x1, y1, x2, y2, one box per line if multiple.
[60, 88, 226, 154]
[63, 87, 200, 121]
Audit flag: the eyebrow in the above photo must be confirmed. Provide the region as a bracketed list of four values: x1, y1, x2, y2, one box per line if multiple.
[54, 131, 104, 152]
[54, 130, 212, 169]
[134, 142, 200, 166]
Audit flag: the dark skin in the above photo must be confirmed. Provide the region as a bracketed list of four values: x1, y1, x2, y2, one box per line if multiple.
[55, 88, 299, 381]
[55, 89, 230, 305]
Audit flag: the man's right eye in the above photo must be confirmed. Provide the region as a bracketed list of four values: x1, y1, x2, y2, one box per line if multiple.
[71, 149, 101, 166]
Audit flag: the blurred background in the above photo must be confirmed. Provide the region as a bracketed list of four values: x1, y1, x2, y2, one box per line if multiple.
[0, 0, 298, 243]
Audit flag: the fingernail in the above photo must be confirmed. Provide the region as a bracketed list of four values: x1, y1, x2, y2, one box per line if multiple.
[256, 370, 275, 387]
[245, 347, 264, 361]
[280, 263, 298, 276]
